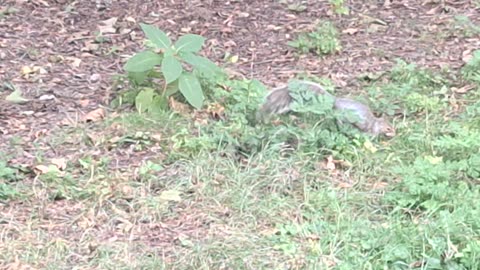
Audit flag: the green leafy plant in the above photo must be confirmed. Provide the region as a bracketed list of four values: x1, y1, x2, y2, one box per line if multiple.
[0, 6, 18, 19]
[367, 59, 450, 116]
[278, 0, 307, 12]
[461, 50, 480, 85]
[123, 23, 223, 111]
[288, 21, 341, 56]
[452, 15, 480, 38]
[329, 0, 349, 15]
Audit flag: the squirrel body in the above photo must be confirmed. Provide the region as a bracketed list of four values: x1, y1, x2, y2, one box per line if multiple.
[258, 80, 395, 137]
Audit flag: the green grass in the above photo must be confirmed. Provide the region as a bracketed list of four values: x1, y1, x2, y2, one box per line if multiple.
[287, 21, 342, 56]
[2, 45, 480, 270]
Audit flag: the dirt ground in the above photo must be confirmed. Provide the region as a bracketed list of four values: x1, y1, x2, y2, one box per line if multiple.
[1, 0, 479, 267]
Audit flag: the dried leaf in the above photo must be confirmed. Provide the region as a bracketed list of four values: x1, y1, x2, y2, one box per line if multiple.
[98, 17, 118, 34]
[168, 97, 191, 115]
[79, 99, 90, 107]
[229, 55, 239, 63]
[6, 89, 29, 104]
[325, 155, 336, 171]
[51, 158, 67, 170]
[21, 66, 34, 75]
[363, 140, 378, 153]
[83, 108, 105, 122]
[342, 28, 359, 35]
[206, 103, 225, 119]
[451, 85, 476, 94]
[159, 190, 182, 202]
[34, 164, 59, 175]
[462, 50, 473, 63]
[66, 57, 82, 68]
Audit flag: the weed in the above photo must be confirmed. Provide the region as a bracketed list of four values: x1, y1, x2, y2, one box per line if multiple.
[329, 0, 349, 15]
[461, 50, 480, 85]
[452, 15, 480, 38]
[288, 21, 341, 56]
[121, 24, 224, 112]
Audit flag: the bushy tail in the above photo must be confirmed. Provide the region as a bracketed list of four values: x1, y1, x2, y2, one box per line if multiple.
[259, 85, 293, 116]
[256, 80, 331, 121]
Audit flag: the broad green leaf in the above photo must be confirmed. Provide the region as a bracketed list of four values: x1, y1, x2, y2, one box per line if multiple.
[150, 95, 168, 114]
[140, 23, 172, 50]
[181, 53, 222, 77]
[174, 34, 205, 53]
[161, 55, 183, 84]
[165, 81, 180, 97]
[124, 51, 162, 72]
[128, 71, 149, 85]
[178, 73, 204, 109]
[135, 88, 155, 113]
[5, 89, 29, 104]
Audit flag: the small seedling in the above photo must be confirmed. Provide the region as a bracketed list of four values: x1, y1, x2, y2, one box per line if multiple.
[123, 24, 223, 113]
[329, 0, 349, 15]
[288, 21, 341, 56]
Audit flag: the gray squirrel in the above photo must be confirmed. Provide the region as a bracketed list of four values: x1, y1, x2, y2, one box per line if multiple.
[257, 80, 396, 137]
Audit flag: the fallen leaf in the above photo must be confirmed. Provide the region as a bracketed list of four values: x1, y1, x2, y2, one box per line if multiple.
[51, 158, 67, 170]
[81, 42, 100, 52]
[237, 12, 250, 18]
[83, 108, 105, 122]
[78, 99, 90, 107]
[89, 74, 101, 83]
[168, 97, 191, 115]
[66, 57, 82, 68]
[229, 55, 239, 63]
[372, 182, 389, 189]
[266, 24, 282, 31]
[151, 134, 162, 142]
[125, 16, 136, 24]
[159, 190, 182, 202]
[451, 85, 476, 94]
[33, 66, 47, 74]
[462, 50, 473, 63]
[38, 94, 56, 101]
[260, 227, 280, 236]
[224, 40, 237, 47]
[34, 164, 59, 175]
[342, 28, 359, 35]
[425, 155, 443, 164]
[6, 89, 29, 104]
[21, 66, 34, 75]
[98, 17, 118, 34]
[338, 182, 353, 188]
[363, 140, 378, 153]
[325, 155, 336, 171]
[206, 103, 225, 119]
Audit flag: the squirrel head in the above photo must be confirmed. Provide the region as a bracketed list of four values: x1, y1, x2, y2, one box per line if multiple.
[373, 118, 396, 137]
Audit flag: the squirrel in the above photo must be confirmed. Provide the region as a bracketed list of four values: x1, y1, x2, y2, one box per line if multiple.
[257, 80, 396, 137]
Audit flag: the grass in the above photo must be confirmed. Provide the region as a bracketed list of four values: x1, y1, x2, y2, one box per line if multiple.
[287, 21, 342, 56]
[2, 26, 480, 270]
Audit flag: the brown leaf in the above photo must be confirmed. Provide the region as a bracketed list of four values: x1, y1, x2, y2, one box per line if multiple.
[78, 99, 90, 107]
[83, 108, 105, 122]
[338, 182, 353, 188]
[51, 158, 67, 171]
[325, 155, 336, 171]
[34, 164, 58, 175]
[168, 97, 191, 115]
[66, 57, 82, 68]
[98, 17, 118, 34]
[462, 50, 473, 63]
[206, 103, 225, 120]
[452, 85, 476, 94]
[342, 28, 359, 35]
